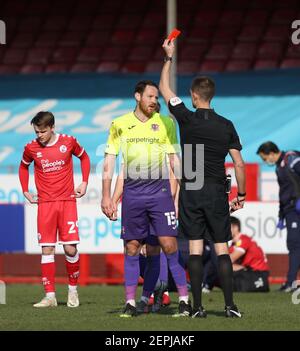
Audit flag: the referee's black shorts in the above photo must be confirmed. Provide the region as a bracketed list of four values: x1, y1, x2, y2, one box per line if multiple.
[178, 181, 232, 243]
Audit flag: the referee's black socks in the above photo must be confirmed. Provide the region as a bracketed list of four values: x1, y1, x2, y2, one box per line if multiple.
[188, 255, 203, 310]
[217, 254, 234, 307]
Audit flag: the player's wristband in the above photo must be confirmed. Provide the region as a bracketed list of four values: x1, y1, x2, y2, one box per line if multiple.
[164, 56, 173, 62]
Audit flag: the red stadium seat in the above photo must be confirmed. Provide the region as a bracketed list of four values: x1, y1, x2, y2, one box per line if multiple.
[111, 29, 136, 45]
[179, 43, 207, 60]
[257, 42, 284, 60]
[2, 48, 27, 65]
[177, 61, 200, 74]
[280, 58, 300, 69]
[97, 62, 120, 73]
[43, 16, 68, 32]
[2, 1, 26, 15]
[225, 60, 252, 72]
[142, 13, 165, 29]
[193, 10, 220, 27]
[286, 45, 300, 58]
[73, 0, 100, 15]
[269, 9, 297, 25]
[11, 33, 36, 48]
[18, 16, 43, 32]
[92, 14, 117, 30]
[85, 30, 111, 47]
[99, 0, 123, 13]
[67, 16, 93, 32]
[136, 29, 162, 44]
[45, 63, 69, 73]
[249, 0, 274, 9]
[58, 31, 86, 47]
[238, 26, 265, 42]
[51, 47, 78, 63]
[231, 43, 257, 59]
[0, 65, 21, 75]
[77, 47, 103, 63]
[219, 10, 244, 27]
[205, 43, 233, 60]
[212, 26, 240, 43]
[20, 64, 44, 74]
[187, 27, 215, 44]
[244, 10, 270, 25]
[128, 46, 155, 61]
[121, 62, 146, 73]
[26, 1, 51, 15]
[117, 14, 142, 30]
[101, 46, 129, 62]
[199, 0, 224, 9]
[34, 32, 60, 48]
[26, 48, 52, 65]
[254, 59, 279, 70]
[70, 63, 97, 73]
[199, 59, 225, 72]
[263, 26, 290, 42]
[274, 0, 299, 8]
[145, 61, 162, 73]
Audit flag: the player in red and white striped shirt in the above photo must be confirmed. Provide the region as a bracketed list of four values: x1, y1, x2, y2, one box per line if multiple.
[19, 111, 90, 308]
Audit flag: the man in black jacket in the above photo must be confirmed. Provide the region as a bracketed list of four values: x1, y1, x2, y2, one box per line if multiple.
[257, 141, 300, 291]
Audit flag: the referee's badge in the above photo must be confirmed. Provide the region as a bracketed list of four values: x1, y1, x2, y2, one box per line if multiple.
[170, 96, 182, 106]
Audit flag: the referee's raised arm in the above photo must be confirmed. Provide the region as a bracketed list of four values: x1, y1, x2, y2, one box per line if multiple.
[159, 39, 177, 105]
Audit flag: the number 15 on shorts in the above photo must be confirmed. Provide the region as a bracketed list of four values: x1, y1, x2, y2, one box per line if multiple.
[164, 211, 177, 229]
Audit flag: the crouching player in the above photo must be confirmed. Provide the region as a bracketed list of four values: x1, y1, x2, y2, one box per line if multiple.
[19, 111, 90, 308]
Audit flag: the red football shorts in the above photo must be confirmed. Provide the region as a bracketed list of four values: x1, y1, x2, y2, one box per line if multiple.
[37, 201, 79, 246]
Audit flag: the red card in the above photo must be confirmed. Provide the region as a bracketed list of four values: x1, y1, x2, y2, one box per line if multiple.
[167, 28, 181, 41]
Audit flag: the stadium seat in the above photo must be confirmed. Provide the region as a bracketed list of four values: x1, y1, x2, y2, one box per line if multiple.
[26, 1, 51, 15]
[249, 0, 274, 9]
[70, 63, 97, 73]
[45, 63, 69, 73]
[177, 60, 200, 74]
[0, 64, 21, 74]
[92, 14, 117, 30]
[20, 64, 44, 74]
[77, 47, 103, 63]
[73, 0, 100, 15]
[199, 59, 225, 72]
[121, 62, 146, 73]
[34, 32, 60, 48]
[199, 0, 224, 10]
[136, 29, 162, 44]
[2, 48, 27, 65]
[274, 0, 299, 8]
[280, 58, 300, 69]
[101, 46, 129, 62]
[257, 42, 284, 60]
[96, 62, 120, 73]
[285, 44, 300, 59]
[219, 10, 245, 27]
[212, 26, 240, 43]
[231, 43, 257, 59]
[111, 29, 136, 45]
[26, 48, 52, 65]
[117, 14, 142, 30]
[187, 27, 215, 45]
[99, 0, 123, 13]
[58, 31, 86, 47]
[43, 16, 69, 32]
[142, 12, 165, 29]
[11, 33, 36, 48]
[18, 16, 43, 32]
[263, 25, 290, 42]
[144, 61, 162, 73]
[244, 10, 270, 25]
[238, 26, 265, 42]
[2, 1, 27, 15]
[179, 43, 207, 60]
[128, 46, 155, 61]
[51, 47, 78, 63]
[205, 43, 233, 60]
[269, 9, 298, 25]
[193, 10, 220, 27]
[67, 16, 94, 32]
[225, 60, 252, 72]
[254, 59, 279, 70]
[85, 30, 111, 47]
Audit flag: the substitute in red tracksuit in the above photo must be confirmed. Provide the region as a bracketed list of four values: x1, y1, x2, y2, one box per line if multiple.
[19, 111, 90, 308]
[229, 216, 270, 292]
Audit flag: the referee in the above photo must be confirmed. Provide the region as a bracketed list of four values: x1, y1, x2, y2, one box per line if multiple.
[159, 39, 246, 318]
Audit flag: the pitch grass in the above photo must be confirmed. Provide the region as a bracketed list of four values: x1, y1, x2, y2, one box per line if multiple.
[0, 284, 300, 331]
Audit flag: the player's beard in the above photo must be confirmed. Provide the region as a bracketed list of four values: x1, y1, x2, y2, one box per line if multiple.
[139, 101, 156, 118]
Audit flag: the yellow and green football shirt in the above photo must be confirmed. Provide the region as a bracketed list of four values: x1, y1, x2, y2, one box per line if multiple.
[105, 112, 178, 186]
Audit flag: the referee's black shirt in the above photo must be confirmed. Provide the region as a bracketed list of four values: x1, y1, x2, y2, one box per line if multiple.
[168, 97, 242, 184]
